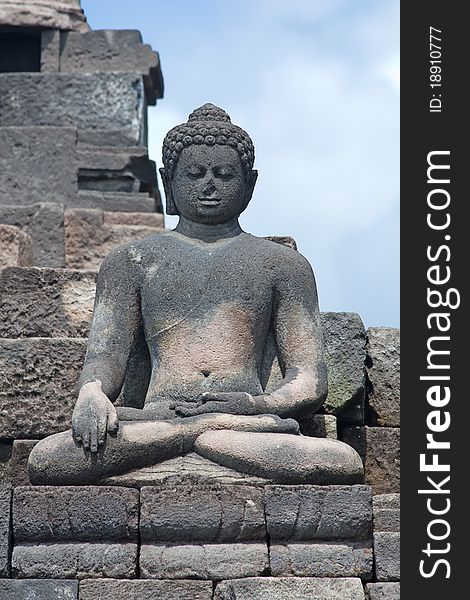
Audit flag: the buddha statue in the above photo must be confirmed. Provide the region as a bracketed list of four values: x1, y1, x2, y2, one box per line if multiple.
[28, 104, 363, 485]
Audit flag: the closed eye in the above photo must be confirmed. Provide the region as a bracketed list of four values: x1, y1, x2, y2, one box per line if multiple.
[214, 167, 234, 180]
[186, 168, 206, 179]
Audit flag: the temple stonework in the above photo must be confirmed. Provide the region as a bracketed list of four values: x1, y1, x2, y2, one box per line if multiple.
[0, 2, 399, 599]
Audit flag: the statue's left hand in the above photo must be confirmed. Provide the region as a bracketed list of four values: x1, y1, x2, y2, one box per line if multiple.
[172, 392, 268, 417]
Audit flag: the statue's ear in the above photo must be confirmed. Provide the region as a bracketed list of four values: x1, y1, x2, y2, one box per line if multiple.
[159, 167, 179, 216]
[241, 169, 258, 213]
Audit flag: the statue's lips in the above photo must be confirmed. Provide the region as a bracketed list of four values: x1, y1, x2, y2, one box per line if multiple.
[198, 197, 221, 206]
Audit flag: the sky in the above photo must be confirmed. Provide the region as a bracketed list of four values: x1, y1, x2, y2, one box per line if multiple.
[80, 0, 399, 328]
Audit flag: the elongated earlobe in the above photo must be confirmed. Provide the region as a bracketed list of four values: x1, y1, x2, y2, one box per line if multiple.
[240, 169, 258, 214]
[159, 167, 179, 216]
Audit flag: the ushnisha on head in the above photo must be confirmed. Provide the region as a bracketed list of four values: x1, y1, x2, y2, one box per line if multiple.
[160, 104, 258, 223]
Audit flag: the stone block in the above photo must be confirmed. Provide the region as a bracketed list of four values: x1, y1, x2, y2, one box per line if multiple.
[374, 494, 400, 532]
[265, 485, 372, 542]
[13, 486, 139, 542]
[41, 30, 61, 72]
[140, 484, 265, 543]
[0, 0, 89, 32]
[0, 443, 12, 484]
[11, 440, 38, 487]
[12, 542, 137, 579]
[214, 577, 366, 600]
[365, 583, 400, 599]
[0, 580, 78, 600]
[0, 224, 33, 268]
[340, 427, 400, 494]
[299, 414, 337, 438]
[366, 328, 400, 426]
[140, 543, 268, 580]
[0, 127, 160, 211]
[72, 191, 157, 212]
[60, 30, 163, 104]
[104, 452, 269, 488]
[0, 202, 65, 267]
[338, 395, 366, 425]
[76, 147, 158, 193]
[0, 338, 87, 439]
[0, 73, 146, 145]
[0, 127, 77, 206]
[0, 267, 97, 338]
[374, 532, 400, 582]
[65, 208, 163, 270]
[321, 312, 367, 418]
[270, 542, 372, 578]
[374, 493, 400, 510]
[79, 579, 213, 600]
[0, 486, 12, 577]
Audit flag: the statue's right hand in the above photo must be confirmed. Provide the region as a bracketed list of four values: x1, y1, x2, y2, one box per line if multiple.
[72, 380, 119, 453]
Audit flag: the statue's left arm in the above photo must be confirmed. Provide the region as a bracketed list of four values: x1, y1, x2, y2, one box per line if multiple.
[262, 251, 328, 418]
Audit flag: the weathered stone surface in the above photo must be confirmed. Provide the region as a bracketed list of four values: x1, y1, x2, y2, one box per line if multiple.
[0, 443, 12, 484]
[0, 202, 65, 267]
[73, 191, 157, 212]
[104, 452, 269, 487]
[264, 235, 297, 250]
[79, 579, 212, 600]
[41, 29, 61, 72]
[374, 493, 400, 510]
[140, 484, 265, 542]
[338, 395, 366, 425]
[365, 583, 400, 599]
[214, 577, 366, 600]
[374, 532, 400, 582]
[366, 328, 400, 427]
[374, 494, 400, 532]
[321, 312, 367, 418]
[76, 148, 158, 193]
[140, 543, 268, 580]
[299, 414, 337, 439]
[13, 486, 139, 541]
[0, 580, 78, 600]
[65, 208, 163, 270]
[0, 224, 33, 268]
[0, 127, 77, 206]
[0, 338, 86, 439]
[0, 74, 146, 145]
[12, 542, 137, 579]
[340, 427, 400, 494]
[0, 267, 96, 338]
[0, 486, 12, 577]
[265, 485, 372, 541]
[270, 542, 372, 578]
[0, 0, 89, 32]
[11, 440, 38, 487]
[60, 30, 163, 104]
[0, 128, 160, 211]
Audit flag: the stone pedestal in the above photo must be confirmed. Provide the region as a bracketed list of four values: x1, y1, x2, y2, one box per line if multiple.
[3, 483, 373, 590]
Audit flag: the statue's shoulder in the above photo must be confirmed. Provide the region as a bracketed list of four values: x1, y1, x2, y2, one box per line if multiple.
[99, 233, 173, 272]
[243, 234, 315, 281]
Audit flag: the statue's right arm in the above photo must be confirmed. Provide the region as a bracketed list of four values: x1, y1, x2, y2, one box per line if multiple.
[72, 247, 141, 451]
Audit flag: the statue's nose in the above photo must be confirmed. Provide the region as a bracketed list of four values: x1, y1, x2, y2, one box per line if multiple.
[203, 179, 216, 196]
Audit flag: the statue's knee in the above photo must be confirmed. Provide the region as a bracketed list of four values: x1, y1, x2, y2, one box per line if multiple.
[27, 433, 68, 485]
[27, 438, 51, 484]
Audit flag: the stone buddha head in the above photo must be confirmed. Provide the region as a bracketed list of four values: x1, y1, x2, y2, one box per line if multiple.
[159, 104, 258, 225]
